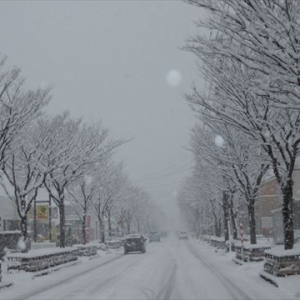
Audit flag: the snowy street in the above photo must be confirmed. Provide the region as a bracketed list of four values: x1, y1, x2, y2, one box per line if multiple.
[1, 1, 300, 299]
[1, 237, 297, 300]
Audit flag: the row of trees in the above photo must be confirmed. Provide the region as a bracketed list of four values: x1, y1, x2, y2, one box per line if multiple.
[66, 159, 164, 244]
[178, 0, 300, 250]
[0, 55, 162, 248]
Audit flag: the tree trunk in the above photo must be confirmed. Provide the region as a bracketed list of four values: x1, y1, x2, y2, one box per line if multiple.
[282, 179, 294, 250]
[223, 191, 229, 242]
[81, 216, 86, 245]
[248, 199, 257, 244]
[99, 215, 105, 243]
[212, 209, 221, 237]
[229, 198, 238, 240]
[196, 211, 201, 238]
[107, 210, 112, 238]
[137, 218, 141, 234]
[59, 200, 66, 248]
[229, 196, 238, 240]
[215, 218, 222, 237]
[33, 198, 37, 242]
[20, 216, 28, 239]
[127, 222, 131, 235]
[18, 195, 29, 252]
[19, 216, 29, 253]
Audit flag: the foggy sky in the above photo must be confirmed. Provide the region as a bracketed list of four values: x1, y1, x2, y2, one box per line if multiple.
[0, 1, 202, 223]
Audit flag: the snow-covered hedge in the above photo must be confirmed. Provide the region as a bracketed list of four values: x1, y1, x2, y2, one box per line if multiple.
[264, 245, 300, 276]
[6, 247, 78, 272]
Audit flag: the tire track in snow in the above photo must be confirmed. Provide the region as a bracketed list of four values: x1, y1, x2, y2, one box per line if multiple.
[13, 253, 125, 300]
[187, 242, 254, 300]
[85, 254, 146, 298]
[155, 258, 177, 300]
[137, 286, 156, 300]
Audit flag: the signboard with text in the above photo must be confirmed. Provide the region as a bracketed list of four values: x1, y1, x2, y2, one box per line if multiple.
[28, 202, 49, 221]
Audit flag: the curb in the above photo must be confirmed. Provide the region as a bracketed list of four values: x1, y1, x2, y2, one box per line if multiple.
[0, 281, 13, 290]
[32, 261, 81, 279]
[259, 271, 279, 288]
[232, 258, 244, 265]
[88, 254, 100, 260]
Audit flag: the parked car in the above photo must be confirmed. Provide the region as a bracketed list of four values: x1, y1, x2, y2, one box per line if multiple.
[149, 231, 161, 242]
[124, 234, 146, 254]
[179, 231, 188, 240]
[106, 239, 123, 249]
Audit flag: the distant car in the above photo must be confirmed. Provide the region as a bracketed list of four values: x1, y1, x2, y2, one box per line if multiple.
[160, 231, 168, 238]
[124, 234, 146, 254]
[179, 231, 188, 240]
[149, 231, 161, 242]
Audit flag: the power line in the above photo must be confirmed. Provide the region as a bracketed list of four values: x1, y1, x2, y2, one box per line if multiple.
[135, 166, 192, 184]
[135, 162, 190, 181]
[142, 179, 184, 190]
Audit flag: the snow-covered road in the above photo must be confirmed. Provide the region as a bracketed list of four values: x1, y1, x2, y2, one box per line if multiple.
[0, 237, 297, 300]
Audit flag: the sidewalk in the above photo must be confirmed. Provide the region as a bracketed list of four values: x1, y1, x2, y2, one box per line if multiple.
[0, 245, 123, 299]
[195, 240, 300, 299]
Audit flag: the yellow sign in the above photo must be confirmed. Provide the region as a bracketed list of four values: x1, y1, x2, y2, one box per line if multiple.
[27, 202, 49, 220]
[36, 204, 49, 220]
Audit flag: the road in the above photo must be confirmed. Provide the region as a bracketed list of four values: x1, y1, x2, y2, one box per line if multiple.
[0, 237, 293, 300]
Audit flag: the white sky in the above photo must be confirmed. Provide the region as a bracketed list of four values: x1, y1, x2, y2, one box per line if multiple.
[0, 1, 203, 219]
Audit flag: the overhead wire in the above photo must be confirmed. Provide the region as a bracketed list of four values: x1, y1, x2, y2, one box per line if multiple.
[134, 162, 189, 181]
[141, 179, 184, 190]
[135, 165, 192, 184]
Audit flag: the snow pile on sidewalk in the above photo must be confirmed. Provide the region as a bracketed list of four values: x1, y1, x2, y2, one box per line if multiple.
[196, 240, 300, 299]
[0, 242, 122, 285]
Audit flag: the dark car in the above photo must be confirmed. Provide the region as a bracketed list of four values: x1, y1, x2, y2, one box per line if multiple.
[124, 234, 146, 254]
[149, 231, 161, 242]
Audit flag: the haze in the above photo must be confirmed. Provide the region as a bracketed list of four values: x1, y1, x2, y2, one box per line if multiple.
[0, 1, 202, 226]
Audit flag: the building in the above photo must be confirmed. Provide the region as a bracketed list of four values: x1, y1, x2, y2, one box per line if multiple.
[0, 196, 20, 231]
[257, 176, 281, 237]
[0, 195, 99, 242]
[257, 170, 300, 243]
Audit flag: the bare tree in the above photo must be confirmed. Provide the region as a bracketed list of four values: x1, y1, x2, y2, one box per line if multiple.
[190, 123, 269, 244]
[113, 184, 143, 235]
[184, 0, 300, 249]
[131, 190, 152, 234]
[177, 177, 207, 237]
[43, 113, 122, 247]
[0, 70, 51, 246]
[185, 0, 300, 107]
[0, 57, 51, 169]
[0, 122, 51, 241]
[91, 161, 127, 243]
[66, 174, 97, 244]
